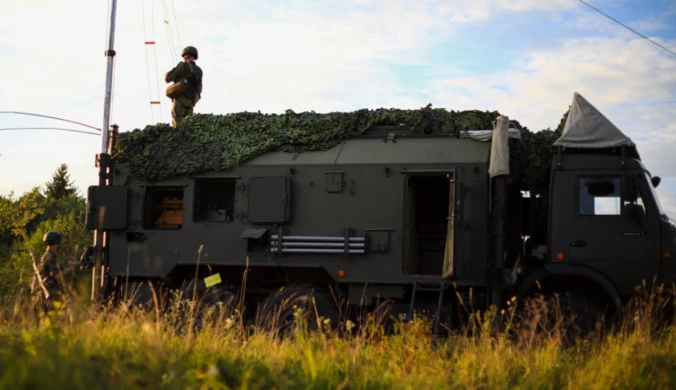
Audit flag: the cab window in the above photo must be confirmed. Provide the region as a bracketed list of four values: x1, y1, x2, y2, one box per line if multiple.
[579, 177, 621, 215]
[578, 176, 646, 217]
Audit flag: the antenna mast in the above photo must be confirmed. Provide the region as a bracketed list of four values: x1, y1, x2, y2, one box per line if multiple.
[101, 0, 117, 151]
[92, 0, 119, 300]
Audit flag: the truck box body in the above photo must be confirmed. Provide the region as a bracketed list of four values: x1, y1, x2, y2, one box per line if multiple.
[105, 132, 495, 306]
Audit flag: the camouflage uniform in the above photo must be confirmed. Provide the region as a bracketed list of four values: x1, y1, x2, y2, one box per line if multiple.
[164, 60, 203, 127]
[31, 248, 61, 316]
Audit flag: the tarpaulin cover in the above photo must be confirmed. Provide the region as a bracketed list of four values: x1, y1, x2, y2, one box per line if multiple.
[553, 92, 635, 149]
[488, 116, 511, 178]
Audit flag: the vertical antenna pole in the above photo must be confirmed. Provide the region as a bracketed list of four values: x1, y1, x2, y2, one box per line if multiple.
[92, 0, 118, 301]
[101, 0, 117, 154]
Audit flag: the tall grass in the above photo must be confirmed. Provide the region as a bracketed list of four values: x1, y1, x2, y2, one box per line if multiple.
[0, 282, 674, 389]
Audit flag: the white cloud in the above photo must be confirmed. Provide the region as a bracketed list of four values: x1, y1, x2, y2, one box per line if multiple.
[435, 0, 575, 23]
[426, 35, 676, 128]
[422, 35, 676, 198]
[655, 181, 676, 219]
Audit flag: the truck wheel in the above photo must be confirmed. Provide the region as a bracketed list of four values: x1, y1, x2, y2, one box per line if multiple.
[118, 280, 157, 308]
[516, 291, 613, 344]
[555, 292, 613, 339]
[256, 283, 340, 336]
[177, 278, 236, 308]
[169, 278, 236, 334]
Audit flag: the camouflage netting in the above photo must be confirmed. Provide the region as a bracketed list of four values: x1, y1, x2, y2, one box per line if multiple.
[113, 105, 505, 181]
[112, 105, 564, 195]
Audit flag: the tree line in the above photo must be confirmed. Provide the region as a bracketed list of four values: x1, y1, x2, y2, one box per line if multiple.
[0, 164, 91, 296]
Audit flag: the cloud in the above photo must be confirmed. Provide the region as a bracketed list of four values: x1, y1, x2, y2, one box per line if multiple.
[425, 34, 675, 145]
[655, 180, 676, 219]
[436, 0, 575, 23]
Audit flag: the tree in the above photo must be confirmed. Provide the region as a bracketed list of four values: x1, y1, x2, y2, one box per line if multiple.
[556, 106, 570, 134]
[44, 164, 77, 200]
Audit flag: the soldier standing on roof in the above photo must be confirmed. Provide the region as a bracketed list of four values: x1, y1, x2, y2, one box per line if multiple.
[31, 231, 78, 323]
[164, 46, 203, 127]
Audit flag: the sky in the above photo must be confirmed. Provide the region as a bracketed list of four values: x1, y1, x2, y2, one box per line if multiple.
[0, 0, 674, 216]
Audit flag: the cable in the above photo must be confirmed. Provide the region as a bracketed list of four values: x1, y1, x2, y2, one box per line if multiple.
[170, 0, 182, 49]
[141, 0, 156, 124]
[0, 111, 101, 131]
[163, 0, 178, 59]
[151, 0, 164, 122]
[0, 127, 100, 136]
[577, 0, 676, 58]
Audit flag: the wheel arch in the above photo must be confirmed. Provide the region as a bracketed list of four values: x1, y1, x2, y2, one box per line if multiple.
[514, 263, 624, 317]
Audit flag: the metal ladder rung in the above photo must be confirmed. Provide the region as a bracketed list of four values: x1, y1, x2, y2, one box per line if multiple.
[415, 287, 445, 292]
[408, 281, 449, 339]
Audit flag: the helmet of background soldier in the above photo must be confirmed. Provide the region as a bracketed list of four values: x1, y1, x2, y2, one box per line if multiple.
[181, 46, 198, 60]
[43, 231, 62, 246]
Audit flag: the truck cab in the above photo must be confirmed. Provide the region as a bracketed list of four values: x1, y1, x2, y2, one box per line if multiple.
[548, 152, 675, 298]
[514, 93, 676, 317]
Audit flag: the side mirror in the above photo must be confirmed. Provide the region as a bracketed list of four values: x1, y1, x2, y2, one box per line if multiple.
[621, 176, 638, 202]
[586, 179, 616, 197]
[623, 203, 646, 221]
[651, 176, 661, 188]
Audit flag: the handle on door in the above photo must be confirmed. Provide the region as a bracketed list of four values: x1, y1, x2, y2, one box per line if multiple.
[570, 240, 587, 247]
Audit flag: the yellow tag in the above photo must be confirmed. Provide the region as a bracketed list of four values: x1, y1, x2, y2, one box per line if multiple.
[204, 273, 222, 288]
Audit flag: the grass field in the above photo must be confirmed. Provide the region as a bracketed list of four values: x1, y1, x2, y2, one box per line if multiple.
[0, 285, 674, 390]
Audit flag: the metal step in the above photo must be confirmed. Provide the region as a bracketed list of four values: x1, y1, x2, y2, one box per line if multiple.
[408, 281, 450, 339]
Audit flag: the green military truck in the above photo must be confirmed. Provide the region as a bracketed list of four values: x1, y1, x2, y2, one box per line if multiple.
[84, 92, 675, 332]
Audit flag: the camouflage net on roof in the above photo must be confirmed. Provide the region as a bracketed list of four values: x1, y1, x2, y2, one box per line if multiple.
[113, 106, 505, 181]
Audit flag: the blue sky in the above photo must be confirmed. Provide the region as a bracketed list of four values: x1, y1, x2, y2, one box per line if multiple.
[0, 0, 675, 215]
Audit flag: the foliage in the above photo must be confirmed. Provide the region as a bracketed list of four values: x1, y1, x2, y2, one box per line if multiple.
[0, 284, 674, 389]
[44, 163, 78, 200]
[113, 106, 506, 182]
[25, 212, 91, 263]
[0, 165, 90, 297]
[0, 188, 46, 242]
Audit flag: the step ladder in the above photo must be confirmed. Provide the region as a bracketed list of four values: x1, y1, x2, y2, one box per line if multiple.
[408, 281, 449, 338]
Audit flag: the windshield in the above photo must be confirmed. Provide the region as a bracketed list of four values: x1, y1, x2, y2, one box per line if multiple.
[643, 171, 668, 217]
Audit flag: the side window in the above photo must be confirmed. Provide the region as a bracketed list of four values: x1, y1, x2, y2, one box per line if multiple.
[578, 177, 621, 216]
[195, 179, 236, 222]
[144, 187, 184, 229]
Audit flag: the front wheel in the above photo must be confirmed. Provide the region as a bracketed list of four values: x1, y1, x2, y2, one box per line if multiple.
[515, 291, 615, 344]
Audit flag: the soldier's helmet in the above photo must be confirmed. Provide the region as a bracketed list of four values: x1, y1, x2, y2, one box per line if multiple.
[43, 231, 62, 246]
[181, 46, 198, 60]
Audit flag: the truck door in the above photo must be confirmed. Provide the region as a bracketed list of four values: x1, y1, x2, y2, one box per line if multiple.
[550, 171, 662, 296]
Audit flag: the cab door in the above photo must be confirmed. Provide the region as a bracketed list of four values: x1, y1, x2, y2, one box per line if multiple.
[549, 170, 662, 297]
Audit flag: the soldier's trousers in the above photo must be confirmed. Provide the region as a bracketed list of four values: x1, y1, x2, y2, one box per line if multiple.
[171, 96, 195, 127]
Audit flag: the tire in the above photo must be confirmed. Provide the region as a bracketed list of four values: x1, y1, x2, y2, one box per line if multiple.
[170, 278, 236, 335]
[556, 292, 613, 336]
[256, 283, 340, 336]
[118, 280, 156, 308]
[177, 278, 235, 308]
[515, 291, 613, 345]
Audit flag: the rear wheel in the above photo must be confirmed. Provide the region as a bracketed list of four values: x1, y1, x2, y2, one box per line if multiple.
[177, 278, 235, 308]
[169, 278, 236, 334]
[256, 283, 340, 336]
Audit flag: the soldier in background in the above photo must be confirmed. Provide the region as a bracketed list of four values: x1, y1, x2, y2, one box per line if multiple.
[165, 46, 203, 127]
[31, 231, 78, 322]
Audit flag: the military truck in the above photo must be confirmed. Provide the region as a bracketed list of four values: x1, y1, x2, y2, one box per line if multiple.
[84, 92, 675, 332]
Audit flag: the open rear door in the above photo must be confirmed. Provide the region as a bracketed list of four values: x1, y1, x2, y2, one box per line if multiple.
[442, 174, 456, 278]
